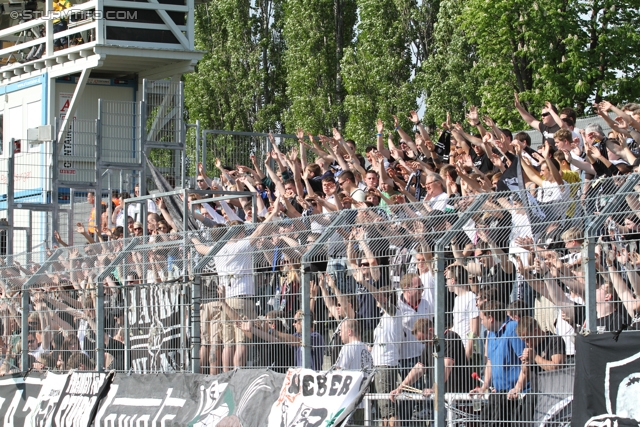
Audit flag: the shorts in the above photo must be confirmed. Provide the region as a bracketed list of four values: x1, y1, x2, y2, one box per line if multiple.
[375, 367, 399, 418]
[200, 301, 222, 345]
[222, 296, 256, 346]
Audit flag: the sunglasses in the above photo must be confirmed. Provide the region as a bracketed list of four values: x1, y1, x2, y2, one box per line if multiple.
[134, 227, 143, 231]
[541, 112, 551, 118]
[196, 179, 205, 183]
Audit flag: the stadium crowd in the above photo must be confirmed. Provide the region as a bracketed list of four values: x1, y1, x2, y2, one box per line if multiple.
[2, 97, 640, 425]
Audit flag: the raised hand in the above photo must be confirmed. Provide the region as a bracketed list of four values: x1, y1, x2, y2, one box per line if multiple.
[76, 222, 86, 234]
[332, 127, 343, 142]
[599, 100, 613, 112]
[514, 91, 522, 109]
[544, 101, 554, 112]
[393, 115, 400, 129]
[466, 106, 479, 125]
[408, 110, 421, 124]
[483, 115, 496, 128]
[296, 128, 305, 140]
[541, 141, 551, 159]
[376, 118, 384, 134]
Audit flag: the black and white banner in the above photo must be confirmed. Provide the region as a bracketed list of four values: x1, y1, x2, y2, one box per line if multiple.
[28, 371, 71, 426]
[268, 368, 374, 427]
[50, 371, 112, 426]
[0, 369, 369, 426]
[128, 283, 188, 373]
[573, 332, 640, 426]
[0, 372, 46, 426]
[94, 371, 233, 426]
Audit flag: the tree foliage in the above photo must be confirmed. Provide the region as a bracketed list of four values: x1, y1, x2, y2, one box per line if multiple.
[282, 0, 357, 134]
[184, 0, 640, 139]
[341, 0, 416, 144]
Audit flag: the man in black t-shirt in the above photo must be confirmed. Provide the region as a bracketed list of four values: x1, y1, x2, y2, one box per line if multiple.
[467, 239, 516, 306]
[514, 92, 561, 148]
[515, 316, 566, 423]
[390, 318, 471, 397]
[469, 143, 494, 173]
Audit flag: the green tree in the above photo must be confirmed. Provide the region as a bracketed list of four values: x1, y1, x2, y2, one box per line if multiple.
[417, 0, 481, 128]
[282, 0, 357, 134]
[184, 0, 287, 133]
[341, 0, 416, 144]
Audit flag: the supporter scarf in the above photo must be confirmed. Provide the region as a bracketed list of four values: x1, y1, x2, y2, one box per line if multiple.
[435, 130, 451, 162]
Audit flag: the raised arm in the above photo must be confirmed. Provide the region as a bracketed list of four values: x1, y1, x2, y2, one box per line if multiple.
[514, 91, 540, 129]
[376, 119, 391, 159]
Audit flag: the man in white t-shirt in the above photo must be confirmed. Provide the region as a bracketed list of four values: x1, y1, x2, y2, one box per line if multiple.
[214, 230, 255, 372]
[338, 171, 366, 203]
[335, 319, 373, 371]
[423, 173, 449, 211]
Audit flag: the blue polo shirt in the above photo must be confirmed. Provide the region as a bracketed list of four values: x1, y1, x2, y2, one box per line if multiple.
[486, 317, 525, 392]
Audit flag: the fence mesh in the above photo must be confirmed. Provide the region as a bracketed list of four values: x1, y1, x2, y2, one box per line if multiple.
[1, 175, 639, 426]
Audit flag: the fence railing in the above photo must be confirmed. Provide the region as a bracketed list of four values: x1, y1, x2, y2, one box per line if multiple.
[2, 174, 640, 426]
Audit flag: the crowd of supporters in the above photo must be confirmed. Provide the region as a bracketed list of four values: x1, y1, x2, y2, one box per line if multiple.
[2, 97, 640, 425]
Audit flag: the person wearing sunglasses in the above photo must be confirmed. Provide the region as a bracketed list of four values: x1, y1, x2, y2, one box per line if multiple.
[514, 92, 561, 148]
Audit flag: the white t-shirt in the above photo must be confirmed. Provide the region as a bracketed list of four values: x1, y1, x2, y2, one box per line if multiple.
[451, 291, 479, 347]
[537, 180, 570, 204]
[397, 296, 433, 360]
[371, 312, 403, 367]
[214, 237, 255, 297]
[426, 192, 449, 211]
[335, 341, 373, 370]
[420, 271, 435, 316]
[322, 195, 336, 213]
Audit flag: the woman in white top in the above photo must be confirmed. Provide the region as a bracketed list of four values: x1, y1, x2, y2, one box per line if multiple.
[446, 265, 480, 361]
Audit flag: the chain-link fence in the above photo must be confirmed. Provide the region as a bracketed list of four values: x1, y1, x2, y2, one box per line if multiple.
[2, 175, 640, 426]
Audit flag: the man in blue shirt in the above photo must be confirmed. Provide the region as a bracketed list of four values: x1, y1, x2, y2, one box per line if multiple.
[471, 301, 528, 426]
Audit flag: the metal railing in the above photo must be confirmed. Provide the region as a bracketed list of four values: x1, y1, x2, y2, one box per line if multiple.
[2, 175, 639, 426]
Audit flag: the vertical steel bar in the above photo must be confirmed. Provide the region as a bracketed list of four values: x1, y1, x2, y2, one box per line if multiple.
[21, 287, 29, 372]
[124, 285, 130, 371]
[434, 193, 489, 427]
[96, 280, 105, 371]
[192, 273, 201, 374]
[7, 139, 14, 259]
[68, 188, 75, 246]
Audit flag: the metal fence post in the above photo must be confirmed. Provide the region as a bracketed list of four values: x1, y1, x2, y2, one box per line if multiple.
[300, 210, 351, 369]
[21, 287, 29, 372]
[434, 194, 489, 427]
[123, 286, 131, 371]
[7, 139, 14, 260]
[583, 175, 640, 333]
[96, 280, 105, 371]
[192, 274, 201, 374]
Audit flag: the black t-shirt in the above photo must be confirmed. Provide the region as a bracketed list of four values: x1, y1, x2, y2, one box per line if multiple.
[420, 330, 471, 393]
[532, 333, 565, 375]
[469, 149, 493, 173]
[575, 305, 631, 333]
[538, 122, 561, 148]
[480, 264, 516, 306]
[357, 279, 381, 339]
